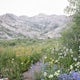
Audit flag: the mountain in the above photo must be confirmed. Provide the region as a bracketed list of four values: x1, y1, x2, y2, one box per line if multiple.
[0, 13, 69, 39]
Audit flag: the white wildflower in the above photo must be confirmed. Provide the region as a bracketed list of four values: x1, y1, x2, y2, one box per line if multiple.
[78, 50, 80, 52]
[12, 58, 14, 61]
[21, 62, 23, 65]
[59, 53, 63, 56]
[43, 72, 47, 77]
[54, 70, 60, 76]
[77, 65, 79, 68]
[73, 57, 77, 61]
[57, 70, 60, 73]
[75, 62, 80, 66]
[78, 56, 80, 58]
[44, 56, 47, 59]
[64, 52, 67, 56]
[66, 48, 68, 52]
[75, 68, 78, 71]
[70, 65, 73, 70]
[48, 74, 53, 78]
[70, 49, 73, 53]
[54, 72, 59, 76]
[79, 46, 80, 49]
[55, 60, 58, 63]
[71, 55, 73, 57]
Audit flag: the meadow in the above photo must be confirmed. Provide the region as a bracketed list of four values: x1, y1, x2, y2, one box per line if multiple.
[0, 38, 80, 80]
[0, 38, 58, 80]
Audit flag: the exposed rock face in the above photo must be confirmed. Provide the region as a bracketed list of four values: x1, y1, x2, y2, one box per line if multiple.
[0, 13, 69, 39]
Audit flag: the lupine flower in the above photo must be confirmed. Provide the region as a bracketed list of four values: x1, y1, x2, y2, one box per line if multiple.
[70, 71, 80, 80]
[77, 77, 80, 80]
[58, 73, 68, 80]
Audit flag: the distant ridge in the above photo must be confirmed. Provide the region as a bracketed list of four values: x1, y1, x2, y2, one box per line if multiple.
[0, 13, 69, 39]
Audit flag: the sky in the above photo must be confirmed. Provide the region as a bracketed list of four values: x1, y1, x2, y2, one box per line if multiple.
[0, 0, 68, 16]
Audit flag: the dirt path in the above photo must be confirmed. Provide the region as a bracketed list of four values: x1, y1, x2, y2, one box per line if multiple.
[22, 62, 42, 80]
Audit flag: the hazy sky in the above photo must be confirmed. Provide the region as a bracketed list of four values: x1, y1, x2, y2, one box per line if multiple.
[0, 0, 68, 16]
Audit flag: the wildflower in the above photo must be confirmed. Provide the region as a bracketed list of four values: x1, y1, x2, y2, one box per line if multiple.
[49, 61, 53, 65]
[51, 59, 54, 62]
[70, 65, 73, 70]
[79, 46, 80, 49]
[73, 57, 77, 61]
[75, 62, 80, 66]
[77, 62, 80, 65]
[54, 72, 59, 76]
[77, 78, 80, 80]
[59, 53, 63, 56]
[43, 72, 47, 77]
[48, 74, 53, 78]
[58, 73, 68, 80]
[44, 56, 47, 59]
[55, 60, 58, 63]
[64, 52, 67, 56]
[72, 72, 79, 79]
[78, 50, 80, 52]
[57, 70, 60, 73]
[21, 62, 23, 65]
[77, 66, 79, 68]
[70, 49, 73, 53]
[66, 48, 68, 52]
[78, 55, 80, 58]
[12, 58, 14, 61]
[54, 70, 60, 76]
[50, 48, 52, 49]
[75, 68, 78, 71]
[71, 55, 73, 57]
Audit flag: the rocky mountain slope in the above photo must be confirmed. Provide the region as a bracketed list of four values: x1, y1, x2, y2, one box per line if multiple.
[0, 13, 69, 39]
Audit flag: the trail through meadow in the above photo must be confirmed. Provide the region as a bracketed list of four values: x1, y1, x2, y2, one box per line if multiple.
[23, 62, 42, 80]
